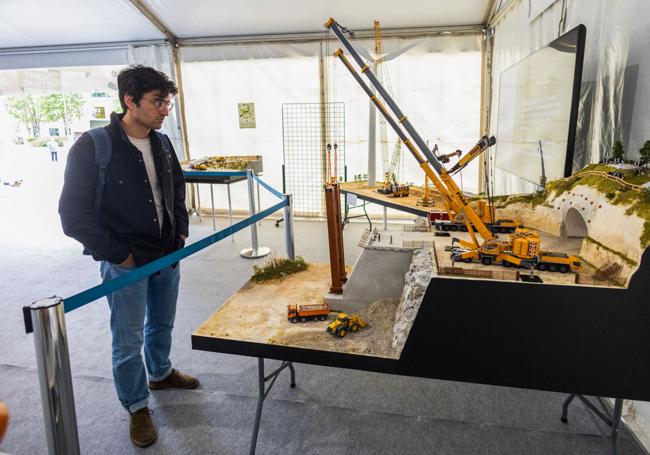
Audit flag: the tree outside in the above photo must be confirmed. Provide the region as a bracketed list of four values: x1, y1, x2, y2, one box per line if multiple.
[5, 92, 85, 140]
[612, 141, 625, 161]
[6, 95, 44, 138]
[639, 140, 650, 164]
[40, 93, 84, 137]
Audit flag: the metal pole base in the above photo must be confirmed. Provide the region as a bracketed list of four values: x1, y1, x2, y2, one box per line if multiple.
[240, 247, 271, 259]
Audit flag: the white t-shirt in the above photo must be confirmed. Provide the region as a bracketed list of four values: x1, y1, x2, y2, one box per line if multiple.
[128, 135, 164, 231]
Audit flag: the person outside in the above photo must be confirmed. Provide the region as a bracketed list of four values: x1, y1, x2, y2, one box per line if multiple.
[58, 65, 198, 448]
[48, 139, 58, 162]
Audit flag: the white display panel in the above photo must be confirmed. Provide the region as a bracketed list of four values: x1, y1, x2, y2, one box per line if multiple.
[495, 25, 585, 191]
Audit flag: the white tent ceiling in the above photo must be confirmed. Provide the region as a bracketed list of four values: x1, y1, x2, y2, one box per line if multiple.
[0, 0, 492, 49]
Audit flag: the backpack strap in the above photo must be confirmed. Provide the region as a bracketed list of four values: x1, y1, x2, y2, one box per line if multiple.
[87, 128, 112, 213]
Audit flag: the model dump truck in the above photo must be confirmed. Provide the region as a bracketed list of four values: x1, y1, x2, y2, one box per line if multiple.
[326, 313, 368, 338]
[287, 303, 330, 323]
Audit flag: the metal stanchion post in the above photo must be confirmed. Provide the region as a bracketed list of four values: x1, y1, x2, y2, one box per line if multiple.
[210, 183, 216, 231]
[256, 177, 262, 227]
[283, 194, 295, 260]
[29, 297, 80, 455]
[227, 182, 234, 242]
[241, 170, 270, 259]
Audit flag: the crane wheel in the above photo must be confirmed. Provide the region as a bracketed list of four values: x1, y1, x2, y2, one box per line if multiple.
[502, 261, 511, 268]
[290, 318, 297, 323]
[320, 315, 326, 321]
[538, 263, 547, 271]
[338, 329, 347, 337]
[300, 317, 307, 322]
[549, 264, 558, 272]
[481, 256, 493, 266]
[559, 265, 569, 273]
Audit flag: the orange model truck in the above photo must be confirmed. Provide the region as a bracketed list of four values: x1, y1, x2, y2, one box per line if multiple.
[287, 303, 330, 323]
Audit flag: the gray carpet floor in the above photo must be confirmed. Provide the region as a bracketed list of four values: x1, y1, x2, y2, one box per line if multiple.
[0, 215, 647, 455]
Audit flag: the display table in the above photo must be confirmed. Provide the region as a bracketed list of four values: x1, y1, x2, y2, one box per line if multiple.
[192, 249, 650, 454]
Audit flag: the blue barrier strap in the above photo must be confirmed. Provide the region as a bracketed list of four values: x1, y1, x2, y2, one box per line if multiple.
[63, 198, 288, 313]
[182, 170, 248, 178]
[253, 174, 285, 200]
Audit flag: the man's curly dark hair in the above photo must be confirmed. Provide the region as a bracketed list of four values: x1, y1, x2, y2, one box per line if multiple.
[117, 65, 178, 112]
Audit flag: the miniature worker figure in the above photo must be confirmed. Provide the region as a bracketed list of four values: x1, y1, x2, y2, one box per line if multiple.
[58, 65, 198, 448]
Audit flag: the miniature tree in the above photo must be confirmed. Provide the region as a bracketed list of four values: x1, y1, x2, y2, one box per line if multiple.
[639, 140, 650, 164]
[612, 141, 625, 162]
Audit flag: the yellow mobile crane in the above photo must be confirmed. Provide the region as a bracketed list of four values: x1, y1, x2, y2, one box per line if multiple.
[325, 18, 581, 273]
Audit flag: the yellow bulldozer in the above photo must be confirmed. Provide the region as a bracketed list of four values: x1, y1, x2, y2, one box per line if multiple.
[326, 313, 368, 338]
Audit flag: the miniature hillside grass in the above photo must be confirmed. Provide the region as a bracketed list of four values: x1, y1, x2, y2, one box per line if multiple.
[491, 163, 650, 247]
[251, 256, 309, 282]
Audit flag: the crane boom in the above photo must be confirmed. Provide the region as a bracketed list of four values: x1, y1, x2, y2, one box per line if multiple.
[325, 18, 496, 247]
[326, 17, 582, 275]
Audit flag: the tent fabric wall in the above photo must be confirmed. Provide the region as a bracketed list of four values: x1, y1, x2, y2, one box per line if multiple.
[488, 0, 650, 442]
[489, 0, 650, 194]
[180, 35, 481, 213]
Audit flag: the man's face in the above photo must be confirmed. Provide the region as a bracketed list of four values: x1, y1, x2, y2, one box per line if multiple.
[124, 90, 174, 130]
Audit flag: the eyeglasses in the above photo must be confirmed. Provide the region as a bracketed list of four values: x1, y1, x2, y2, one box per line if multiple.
[146, 97, 175, 111]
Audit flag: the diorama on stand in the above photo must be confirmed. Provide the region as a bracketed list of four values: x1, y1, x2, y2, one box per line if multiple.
[193, 18, 650, 401]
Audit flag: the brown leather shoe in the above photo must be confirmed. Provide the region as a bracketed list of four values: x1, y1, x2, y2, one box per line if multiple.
[129, 408, 156, 448]
[149, 369, 200, 390]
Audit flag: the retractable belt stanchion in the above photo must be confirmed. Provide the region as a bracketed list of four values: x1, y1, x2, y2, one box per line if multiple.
[241, 169, 271, 259]
[23, 297, 80, 455]
[22, 172, 288, 454]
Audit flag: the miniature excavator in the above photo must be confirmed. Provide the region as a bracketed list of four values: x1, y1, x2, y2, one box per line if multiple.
[325, 18, 581, 273]
[326, 313, 368, 338]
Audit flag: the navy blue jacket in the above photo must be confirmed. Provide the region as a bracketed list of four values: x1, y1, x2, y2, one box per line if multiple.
[59, 112, 189, 266]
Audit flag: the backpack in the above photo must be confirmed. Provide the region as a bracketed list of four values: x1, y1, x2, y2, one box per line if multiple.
[86, 127, 172, 212]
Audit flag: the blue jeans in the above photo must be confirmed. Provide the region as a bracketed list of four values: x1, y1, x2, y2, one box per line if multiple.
[100, 261, 180, 413]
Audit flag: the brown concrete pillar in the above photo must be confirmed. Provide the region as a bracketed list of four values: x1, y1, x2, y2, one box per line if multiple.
[332, 183, 347, 284]
[325, 183, 345, 294]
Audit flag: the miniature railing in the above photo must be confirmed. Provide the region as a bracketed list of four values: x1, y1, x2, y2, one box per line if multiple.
[22, 170, 294, 455]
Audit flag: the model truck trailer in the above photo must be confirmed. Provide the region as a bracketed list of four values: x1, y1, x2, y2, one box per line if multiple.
[287, 303, 330, 323]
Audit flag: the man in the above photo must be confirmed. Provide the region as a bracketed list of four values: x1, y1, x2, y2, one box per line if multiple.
[59, 65, 198, 448]
[48, 139, 58, 162]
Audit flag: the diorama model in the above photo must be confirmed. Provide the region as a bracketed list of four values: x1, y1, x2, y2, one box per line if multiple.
[194, 19, 650, 363]
[325, 18, 582, 274]
[184, 155, 262, 172]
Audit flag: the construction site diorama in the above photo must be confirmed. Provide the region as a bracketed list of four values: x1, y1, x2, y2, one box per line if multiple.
[195, 18, 650, 360]
[183, 155, 263, 173]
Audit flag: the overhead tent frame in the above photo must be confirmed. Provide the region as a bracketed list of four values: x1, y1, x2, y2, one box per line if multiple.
[0, 0, 496, 165]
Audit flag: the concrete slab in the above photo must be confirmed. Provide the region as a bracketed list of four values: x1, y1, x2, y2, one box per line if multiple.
[342, 248, 414, 312]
